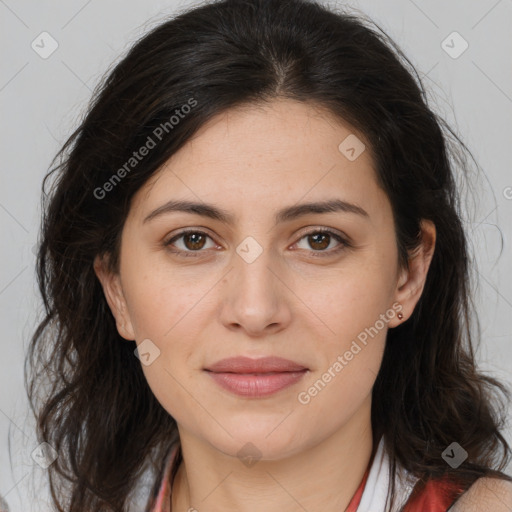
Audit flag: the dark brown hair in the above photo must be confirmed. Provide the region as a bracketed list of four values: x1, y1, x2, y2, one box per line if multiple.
[26, 0, 511, 510]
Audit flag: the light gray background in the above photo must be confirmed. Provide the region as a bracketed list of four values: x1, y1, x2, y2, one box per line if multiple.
[1, 0, 511, 509]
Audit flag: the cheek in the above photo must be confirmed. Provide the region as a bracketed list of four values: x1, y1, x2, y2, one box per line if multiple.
[292, 263, 393, 408]
[296, 326, 386, 434]
[122, 271, 207, 415]
[123, 263, 205, 340]
[296, 261, 396, 341]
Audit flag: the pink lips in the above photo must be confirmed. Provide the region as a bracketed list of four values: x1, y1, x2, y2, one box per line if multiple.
[204, 356, 309, 397]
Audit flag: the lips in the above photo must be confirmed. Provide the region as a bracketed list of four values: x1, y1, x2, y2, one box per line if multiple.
[204, 356, 309, 397]
[205, 356, 308, 373]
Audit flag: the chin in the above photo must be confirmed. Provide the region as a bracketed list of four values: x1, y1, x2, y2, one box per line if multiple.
[200, 417, 312, 462]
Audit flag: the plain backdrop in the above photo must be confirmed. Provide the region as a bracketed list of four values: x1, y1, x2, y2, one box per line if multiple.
[1, 0, 511, 509]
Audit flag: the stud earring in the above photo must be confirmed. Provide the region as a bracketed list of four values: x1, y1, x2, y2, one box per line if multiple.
[397, 312, 404, 320]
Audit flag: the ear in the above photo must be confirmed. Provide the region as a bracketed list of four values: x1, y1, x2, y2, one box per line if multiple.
[390, 219, 436, 327]
[93, 254, 136, 341]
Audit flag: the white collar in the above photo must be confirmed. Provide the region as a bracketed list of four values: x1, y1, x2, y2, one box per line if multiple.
[357, 437, 418, 512]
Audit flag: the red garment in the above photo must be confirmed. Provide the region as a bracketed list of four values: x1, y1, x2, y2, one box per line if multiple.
[345, 468, 370, 511]
[402, 476, 467, 512]
[345, 468, 467, 511]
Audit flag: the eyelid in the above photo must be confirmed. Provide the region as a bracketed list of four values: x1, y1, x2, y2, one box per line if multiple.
[294, 225, 347, 241]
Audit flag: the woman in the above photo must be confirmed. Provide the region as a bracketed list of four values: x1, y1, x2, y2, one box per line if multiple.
[26, 0, 512, 510]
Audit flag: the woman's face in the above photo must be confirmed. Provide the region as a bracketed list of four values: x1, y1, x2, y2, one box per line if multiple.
[95, 98, 433, 460]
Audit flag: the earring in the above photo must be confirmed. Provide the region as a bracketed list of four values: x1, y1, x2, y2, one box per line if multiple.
[397, 312, 404, 320]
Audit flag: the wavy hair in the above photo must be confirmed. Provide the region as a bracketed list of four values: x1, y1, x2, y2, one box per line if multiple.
[26, 0, 511, 510]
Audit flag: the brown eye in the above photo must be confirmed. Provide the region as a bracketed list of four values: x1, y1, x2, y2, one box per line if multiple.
[182, 232, 207, 250]
[164, 230, 216, 257]
[307, 232, 331, 250]
[294, 229, 349, 257]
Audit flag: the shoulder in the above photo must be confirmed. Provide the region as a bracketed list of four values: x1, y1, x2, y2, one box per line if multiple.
[450, 477, 512, 512]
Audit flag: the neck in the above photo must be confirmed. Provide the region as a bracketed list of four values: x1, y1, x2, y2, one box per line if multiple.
[171, 397, 374, 512]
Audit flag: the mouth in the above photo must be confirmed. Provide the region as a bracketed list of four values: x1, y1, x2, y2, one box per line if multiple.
[204, 356, 309, 397]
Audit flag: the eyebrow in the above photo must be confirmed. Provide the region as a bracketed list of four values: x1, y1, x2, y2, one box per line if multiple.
[143, 198, 369, 225]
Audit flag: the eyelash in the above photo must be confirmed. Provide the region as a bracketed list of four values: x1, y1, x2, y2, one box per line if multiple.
[163, 228, 351, 258]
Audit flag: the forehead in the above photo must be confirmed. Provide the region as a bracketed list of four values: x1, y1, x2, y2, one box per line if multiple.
[130, 99, 388, 223]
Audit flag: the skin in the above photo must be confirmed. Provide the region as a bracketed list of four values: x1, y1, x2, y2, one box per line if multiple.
[94, 98, 437, 511]
[451, 478, 512, 511]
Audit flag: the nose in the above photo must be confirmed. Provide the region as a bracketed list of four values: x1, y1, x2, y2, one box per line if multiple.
[219, 242, 292, 338]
